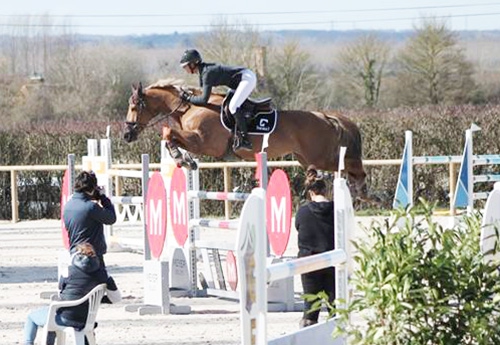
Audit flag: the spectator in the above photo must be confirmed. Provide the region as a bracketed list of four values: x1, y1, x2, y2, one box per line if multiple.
[23, 243, 121, 345]
[63, 170, 116, 267]
[295, 166, 335, 328]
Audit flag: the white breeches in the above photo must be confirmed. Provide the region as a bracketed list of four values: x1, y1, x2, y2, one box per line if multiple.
[229, 69, 257, 114]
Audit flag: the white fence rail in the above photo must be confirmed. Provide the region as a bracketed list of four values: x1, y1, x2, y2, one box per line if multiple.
[0, 157, 456, 223]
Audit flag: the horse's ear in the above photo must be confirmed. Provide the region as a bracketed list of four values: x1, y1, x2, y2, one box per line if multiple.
[138, 82, 143, 96]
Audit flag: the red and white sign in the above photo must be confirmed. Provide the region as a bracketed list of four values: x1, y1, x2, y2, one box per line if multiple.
[266, 169, 292, 257]
[60, 169, 71, 249]
[169, 167, 189, 246]
[226, 250, 238, 291]
[146, 172, 168, 259]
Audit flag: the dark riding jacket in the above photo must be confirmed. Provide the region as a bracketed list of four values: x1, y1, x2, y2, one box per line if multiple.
[188, 62, 245, 106]
[63, 192, 116, 257]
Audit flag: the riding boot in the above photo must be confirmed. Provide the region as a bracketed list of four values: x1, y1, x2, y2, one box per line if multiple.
[233, 110, 253, 151]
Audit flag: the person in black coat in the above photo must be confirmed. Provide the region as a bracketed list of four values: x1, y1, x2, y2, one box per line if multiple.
[63, 171, 116, 267]
[23, 243, 121, 345]
[295, 166, 335, 328]
[57, 243, 121, 328]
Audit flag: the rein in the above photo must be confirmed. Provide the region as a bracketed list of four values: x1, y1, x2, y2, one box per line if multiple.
[144, 98, 186, 128]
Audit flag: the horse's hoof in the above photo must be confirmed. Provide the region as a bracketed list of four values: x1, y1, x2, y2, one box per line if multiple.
[356, 194, 382, 207]
[179, 160, 197, 170]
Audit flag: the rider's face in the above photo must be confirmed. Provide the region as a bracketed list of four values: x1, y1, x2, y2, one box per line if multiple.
[183, 63, 198, 74]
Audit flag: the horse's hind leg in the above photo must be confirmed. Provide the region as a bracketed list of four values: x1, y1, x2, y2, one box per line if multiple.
[344, 158, 368, 199]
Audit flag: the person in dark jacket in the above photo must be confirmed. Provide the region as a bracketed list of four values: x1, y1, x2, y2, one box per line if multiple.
[63, 170, 116, 266]
[23, 243, 121, 345]
[179, 48, 256, 151]
[295, 166, 335, 328]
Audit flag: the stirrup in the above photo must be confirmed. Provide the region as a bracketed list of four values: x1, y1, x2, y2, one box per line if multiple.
[233, 134, 252, 151]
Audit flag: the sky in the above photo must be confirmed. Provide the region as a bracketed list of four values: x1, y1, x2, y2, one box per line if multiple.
[1, 1, 500, 36]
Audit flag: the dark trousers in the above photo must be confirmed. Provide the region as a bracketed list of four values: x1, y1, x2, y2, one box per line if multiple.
[300, 266, 335, 322]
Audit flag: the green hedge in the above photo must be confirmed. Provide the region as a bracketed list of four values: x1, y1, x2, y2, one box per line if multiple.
[2, 104, 500, 220]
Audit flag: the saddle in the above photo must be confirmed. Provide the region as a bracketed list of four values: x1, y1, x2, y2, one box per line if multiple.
[220, 90, 277, 135]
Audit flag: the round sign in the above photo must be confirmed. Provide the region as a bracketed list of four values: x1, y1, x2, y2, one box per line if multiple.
[266, 169, 292, 257]
[60, 169, 70, 249]
[226, 250, 238, 291]
[146, 172, 168, 259]
[169, 167, 189, 246]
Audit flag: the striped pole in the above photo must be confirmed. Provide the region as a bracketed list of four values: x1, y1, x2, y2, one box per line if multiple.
[189, 218, 239, 229]
[187, 190, 250, 201]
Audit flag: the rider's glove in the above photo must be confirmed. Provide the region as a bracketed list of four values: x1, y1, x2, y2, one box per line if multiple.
[180, 90, 191, 102]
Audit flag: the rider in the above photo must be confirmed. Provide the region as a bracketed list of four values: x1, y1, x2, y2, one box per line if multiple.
[179, 48, 255, 151]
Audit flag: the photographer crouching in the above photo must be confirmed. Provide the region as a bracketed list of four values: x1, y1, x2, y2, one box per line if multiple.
[63, 171, 117, 268]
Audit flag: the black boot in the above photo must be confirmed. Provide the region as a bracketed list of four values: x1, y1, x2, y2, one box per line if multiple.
[233, 110, 253, 151]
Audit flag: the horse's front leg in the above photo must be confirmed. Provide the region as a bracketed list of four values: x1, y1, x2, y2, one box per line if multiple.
[162, 126, 198, 170]
[162, 126, 183, 167]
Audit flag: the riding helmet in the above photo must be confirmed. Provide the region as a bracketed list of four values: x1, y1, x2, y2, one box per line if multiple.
[180, 49, 202, 67]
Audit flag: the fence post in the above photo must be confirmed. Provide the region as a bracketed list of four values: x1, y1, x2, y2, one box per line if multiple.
[10, 170, 18, 223]
[224, 166, 231, 219]
[449, 162, 457, 215]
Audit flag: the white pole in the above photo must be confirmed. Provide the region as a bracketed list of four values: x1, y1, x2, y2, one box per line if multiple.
[466, 129, 474, 213]
[406, 131, 414, 208]
[141, 154, 150, 260]
[67, 154, 75, 195]
[188, 167, 201, 295]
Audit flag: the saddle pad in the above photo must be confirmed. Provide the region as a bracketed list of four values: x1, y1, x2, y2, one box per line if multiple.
[220, 110, 278, 135]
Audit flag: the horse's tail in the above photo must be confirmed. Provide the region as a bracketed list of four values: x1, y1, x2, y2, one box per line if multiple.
[347, 121, 363, 159]
[323, 112, 363, 159]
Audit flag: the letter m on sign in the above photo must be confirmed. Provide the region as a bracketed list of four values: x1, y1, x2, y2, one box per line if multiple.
[148, 199, 163, 236]
[172, 191, 186, 227]
[270, 197, 286, 233]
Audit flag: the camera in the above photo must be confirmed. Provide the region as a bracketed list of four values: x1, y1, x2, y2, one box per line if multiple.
[90, 186, 105, 200]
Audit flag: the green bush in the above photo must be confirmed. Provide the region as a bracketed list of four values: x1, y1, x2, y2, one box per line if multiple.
[3, 103, 500, 219]
[332, 203, 500, 344]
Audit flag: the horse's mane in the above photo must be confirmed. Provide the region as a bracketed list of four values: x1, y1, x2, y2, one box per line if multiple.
[146, 78, 226, 97]
[146, 78, 189, 91]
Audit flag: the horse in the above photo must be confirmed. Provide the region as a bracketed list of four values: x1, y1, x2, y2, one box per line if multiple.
[123, 79, 368, 198]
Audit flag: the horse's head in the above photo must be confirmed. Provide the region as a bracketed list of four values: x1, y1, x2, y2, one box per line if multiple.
[124, 82, 150, 143]
[124, 80, 190, 143]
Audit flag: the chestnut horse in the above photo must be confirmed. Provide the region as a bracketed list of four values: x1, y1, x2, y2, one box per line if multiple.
[124, 79, 367, 198]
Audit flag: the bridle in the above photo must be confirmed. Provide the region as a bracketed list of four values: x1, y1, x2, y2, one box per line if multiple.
[125, 90, 186, 131]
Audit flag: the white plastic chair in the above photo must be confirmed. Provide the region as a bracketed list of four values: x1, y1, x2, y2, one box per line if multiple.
[39, 283, 107, 345]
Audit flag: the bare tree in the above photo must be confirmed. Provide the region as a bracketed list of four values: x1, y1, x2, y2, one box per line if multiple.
[196, 17, 263, 69]
[336, 34, 389, 108]
[266, 41, 323, 110]
[395, 17, 477, 105]
[47, 43, 146, 120]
